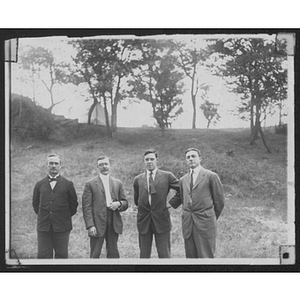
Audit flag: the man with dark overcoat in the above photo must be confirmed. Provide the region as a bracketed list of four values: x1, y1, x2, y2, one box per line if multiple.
[32, 153, 78, 259]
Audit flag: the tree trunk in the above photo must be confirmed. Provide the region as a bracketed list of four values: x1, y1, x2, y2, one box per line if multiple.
[250, 125, 255, 145]
[263, 106, 267, 128]
[47, 86, 55, 113]
[258, 125, 271, 153]
[111, 92, 119, 137]
[111, 104, 117, 137]
[249, 94, 254, 138]
[254, 103, 261, 140]
[111, 75, 122, 137]
[250, 102, 261, 144]
[31, 68, 36, 103]
[191, 94, 196, 129]
[207, 119, 211, 128]
[48, 71, 55, 112]
[279, 102, 282, 126]
[103, 95, 112, 138]
[250, 101, 254, 129]
[47, 98, 65, 114]
[250, 118, 259, 145]
[87, 100, 97, 125]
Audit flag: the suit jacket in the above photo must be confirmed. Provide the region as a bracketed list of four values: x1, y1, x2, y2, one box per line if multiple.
[32, 175, 78, 232]
[133, 169, 179, 234]
[82, 175, 128, 237]
[169, 167, 225, 239]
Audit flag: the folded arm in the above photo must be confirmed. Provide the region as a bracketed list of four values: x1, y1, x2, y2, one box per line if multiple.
[32, 181, 41, 214]
[68, 181, 78, 216]
[210, 173, 225, 219]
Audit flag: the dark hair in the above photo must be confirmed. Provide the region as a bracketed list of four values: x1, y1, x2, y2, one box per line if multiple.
[144, 149, 158, 158]
[185, 148, 201, 157]
[97, 155, 109, 162]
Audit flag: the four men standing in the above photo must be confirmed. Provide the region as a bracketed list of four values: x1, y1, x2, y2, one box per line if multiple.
[32, 148, 224, 259]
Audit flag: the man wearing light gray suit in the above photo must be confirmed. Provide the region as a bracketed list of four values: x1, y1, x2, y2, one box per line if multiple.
[169, 148, 225, 258]
[82, 155, 128, 258]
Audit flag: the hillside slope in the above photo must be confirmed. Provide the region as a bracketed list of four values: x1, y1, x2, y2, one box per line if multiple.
[10, 126, 289, 259]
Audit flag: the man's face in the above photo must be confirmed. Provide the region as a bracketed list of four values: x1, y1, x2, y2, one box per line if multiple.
[144, 153, 158, 171]
[46, 156, 61, 176]
[97, 157, 110, 175]
[185, 150, 201, 169]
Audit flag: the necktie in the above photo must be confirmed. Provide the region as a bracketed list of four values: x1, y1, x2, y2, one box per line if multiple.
[49, 176, 58, 190]
[149, 171, 155, 195]
[190, 170, 194, 194]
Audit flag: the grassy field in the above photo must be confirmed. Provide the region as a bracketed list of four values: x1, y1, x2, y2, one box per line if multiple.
[9, 125, 288, 260]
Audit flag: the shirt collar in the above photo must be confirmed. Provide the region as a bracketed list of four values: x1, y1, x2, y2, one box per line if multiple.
[190, 165, 201, 175]
[49, 174, 59, 179]
[99, 173, 110, 180]
[147, 168, 158, 177]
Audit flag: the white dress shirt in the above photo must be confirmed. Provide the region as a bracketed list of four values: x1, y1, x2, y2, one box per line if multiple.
[190, 165, 202, 185]
[100, 174, 112, 206]
[49, 175, 59, 189]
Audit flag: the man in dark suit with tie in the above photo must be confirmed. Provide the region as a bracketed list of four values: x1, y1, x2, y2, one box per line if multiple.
[133, 149, 180, 258]
[82, 155, 128, 258]
[32, 153, 78, 259]
[169, 148, 225, 258]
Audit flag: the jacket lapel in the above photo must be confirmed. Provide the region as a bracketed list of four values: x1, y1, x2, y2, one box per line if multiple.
[142, 172, 148, 192]
[193, 168, 205, 190]
[153, 169, 161, 188]
[183, 174, 190, 192]
[44, 176, 52, 191]
[95, 176, 105, 193]
[52, 175, 63, 191]
[143, 170, 160, 192]
[109, 176, 115, 201]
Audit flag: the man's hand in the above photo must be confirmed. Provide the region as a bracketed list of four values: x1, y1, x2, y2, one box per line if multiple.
[108, 201, 121, 211]
[88, 226, 97, 237]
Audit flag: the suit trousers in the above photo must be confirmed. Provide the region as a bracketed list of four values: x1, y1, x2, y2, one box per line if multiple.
[37, 225, 70, 259]
[90, 208, 120, 258]
[184, 223, 215, 258]
[139, 219, 171, 258]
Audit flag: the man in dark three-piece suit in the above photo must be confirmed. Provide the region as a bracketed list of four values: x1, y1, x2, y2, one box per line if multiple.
[134, 149, 180, 258]
[170, 148, 225, 258]
[32, 153, 78, 259]
[82, 155, 128, 258]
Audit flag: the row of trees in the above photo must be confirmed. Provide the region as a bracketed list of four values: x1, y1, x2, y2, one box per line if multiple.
[17, 35, 288, 151]
[206, 38, 287, 152]
[69, 39, 186, 136]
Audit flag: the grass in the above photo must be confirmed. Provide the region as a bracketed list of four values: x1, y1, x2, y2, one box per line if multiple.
[9, 125, 288, 260]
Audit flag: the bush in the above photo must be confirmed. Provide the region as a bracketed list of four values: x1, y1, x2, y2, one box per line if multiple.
[275, 123, 287, 135]
[11, 94, 56, 141]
